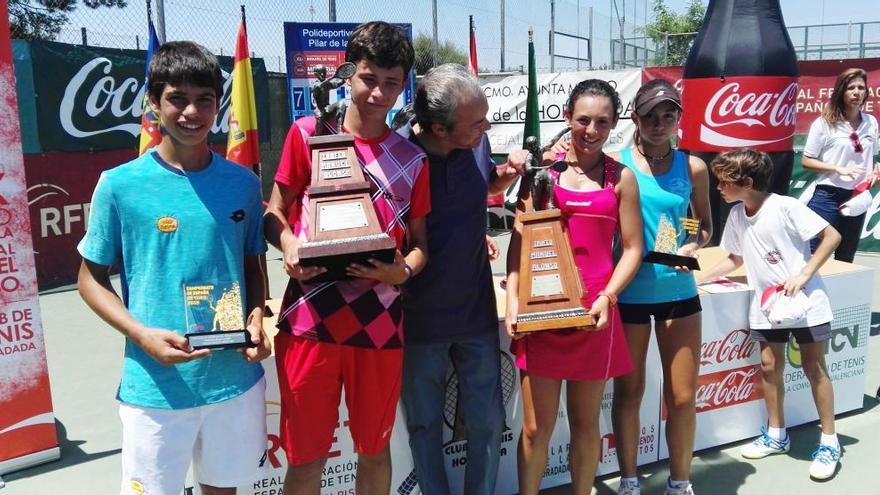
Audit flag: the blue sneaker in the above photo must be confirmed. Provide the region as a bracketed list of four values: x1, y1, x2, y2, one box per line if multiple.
[809, 444, 840, 480]
[741, 428, 790, 459]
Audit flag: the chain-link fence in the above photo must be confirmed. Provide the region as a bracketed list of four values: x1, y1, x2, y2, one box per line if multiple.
[10, 2, 879, 74]
[9, 0, 651, 74]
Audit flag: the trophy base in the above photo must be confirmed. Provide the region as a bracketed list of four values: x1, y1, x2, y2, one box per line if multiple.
[299, 234, 397, 282]
[644, 251, 700, 270]
[186, 330, 254, 351]
[514, 308, 595, 333]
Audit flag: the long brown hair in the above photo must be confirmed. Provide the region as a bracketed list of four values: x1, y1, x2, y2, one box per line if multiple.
[822, 68, 868, 124]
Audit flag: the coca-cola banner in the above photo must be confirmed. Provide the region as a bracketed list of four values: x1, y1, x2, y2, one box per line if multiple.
[0, 0, 60, 475]
[18, 40, 270, 152]
[203, 261, 871, 493]
[659, 262, 871, 459]
[645, 60, 880, 253]
[679, 76, 798, 152]
[482, 69, 642, 155]
[644, 59, 880, 137]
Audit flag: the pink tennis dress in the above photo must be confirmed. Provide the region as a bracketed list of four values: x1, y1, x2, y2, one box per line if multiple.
[512, 156, 633, 381]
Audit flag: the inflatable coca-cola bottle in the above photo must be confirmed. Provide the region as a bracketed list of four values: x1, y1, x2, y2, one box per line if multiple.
[679, 0, 799, 244]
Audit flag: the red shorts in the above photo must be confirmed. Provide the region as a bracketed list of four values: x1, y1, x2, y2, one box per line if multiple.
[274, 333, 403, 465]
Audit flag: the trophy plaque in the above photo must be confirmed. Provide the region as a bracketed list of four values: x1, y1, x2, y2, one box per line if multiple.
[643, 214, 701, 270]
[297, 134, 396, 282]
[513, 134, 594, 334]
[183, 282, 254, 351]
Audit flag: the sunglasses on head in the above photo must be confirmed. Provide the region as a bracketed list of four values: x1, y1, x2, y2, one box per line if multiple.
[850, 132, 863, 153]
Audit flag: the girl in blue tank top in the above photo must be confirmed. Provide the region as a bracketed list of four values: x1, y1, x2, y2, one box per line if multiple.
[611, 80, 713, 495]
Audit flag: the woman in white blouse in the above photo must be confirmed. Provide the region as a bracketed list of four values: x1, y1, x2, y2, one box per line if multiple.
[802, 68, 879, 262]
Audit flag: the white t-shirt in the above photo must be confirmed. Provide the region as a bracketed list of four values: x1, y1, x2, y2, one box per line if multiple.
[803, 112, 879, 189]
[720, 194, 833, 329]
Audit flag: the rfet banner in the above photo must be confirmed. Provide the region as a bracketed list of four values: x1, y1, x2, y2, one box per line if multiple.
[644, 59, 880, 253]
[15, 40, 270, 153]
[282, 22, 414, 125]
[0, 0, 60, 474]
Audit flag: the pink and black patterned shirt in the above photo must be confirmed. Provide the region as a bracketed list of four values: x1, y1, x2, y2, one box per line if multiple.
[274, 117, 430, 349]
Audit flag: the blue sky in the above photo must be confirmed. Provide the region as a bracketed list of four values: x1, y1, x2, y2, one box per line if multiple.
[53, 0, 880, 73]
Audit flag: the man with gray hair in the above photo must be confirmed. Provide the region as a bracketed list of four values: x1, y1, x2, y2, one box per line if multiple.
[397, 63, 526, 494]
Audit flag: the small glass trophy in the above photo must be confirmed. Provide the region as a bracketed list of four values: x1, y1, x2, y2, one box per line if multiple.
[643, 214, 701, 270]
[183, 282, 254, 351]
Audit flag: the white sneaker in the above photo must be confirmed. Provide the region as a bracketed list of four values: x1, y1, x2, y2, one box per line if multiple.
[809, 444, 841, 480]
[741, 428, 790, 459]
[618, 478, 641, 495]
[665, 480, 694, 495]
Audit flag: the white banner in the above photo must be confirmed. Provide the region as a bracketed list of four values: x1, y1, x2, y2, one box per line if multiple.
[189, 261, 871, 494]
[481, 69, 643, 155]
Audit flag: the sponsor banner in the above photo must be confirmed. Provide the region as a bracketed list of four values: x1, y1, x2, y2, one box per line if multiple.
[25, 146, 224, 291]
[283, 22, 414, 125]
[643, 60, 880, 137]
[24, 150, 132, 290]
[20, 40, 270, 152]
[645, 60, 880, 253]
[679, 76, 798, 152]
[483, 69, 642, 155]
[207, 260, 869, 492]
[0, 0, 59, 471]
[659, 265, 871, 458]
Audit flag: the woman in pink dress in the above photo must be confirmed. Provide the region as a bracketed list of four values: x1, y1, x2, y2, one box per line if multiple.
[506, 79, 644, 494]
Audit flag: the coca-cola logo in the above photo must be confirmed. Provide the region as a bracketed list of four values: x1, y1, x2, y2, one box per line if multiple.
[680, 76, 798, 151]
[705, 82, 798, 130]
[695, 365, 763, 413]
[59, 57, 234, 139]
[700, 328, 757, 366]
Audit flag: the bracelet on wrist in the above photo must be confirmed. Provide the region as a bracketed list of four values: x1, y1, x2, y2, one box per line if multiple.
[402, 263, 414, 283]
[598, 290, 617, 307]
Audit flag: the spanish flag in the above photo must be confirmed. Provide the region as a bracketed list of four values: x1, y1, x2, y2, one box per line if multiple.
[138, 15, 161, 155]
[226, 6, 260, 170]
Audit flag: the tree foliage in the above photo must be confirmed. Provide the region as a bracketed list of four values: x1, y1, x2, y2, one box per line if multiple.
[643, 0, 706, 66]
[413, 33, 467, 75]
[9, 0, 128, 41]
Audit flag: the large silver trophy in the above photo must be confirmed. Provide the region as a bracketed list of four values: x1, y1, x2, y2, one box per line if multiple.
[311, 62, 356, 136]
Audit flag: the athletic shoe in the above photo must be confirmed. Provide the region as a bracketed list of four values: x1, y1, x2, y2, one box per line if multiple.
[741, 428, 790, 459]
[809, 444, 840, 480]
[665, 480, 695, 495]
[618, 478, 640, 495]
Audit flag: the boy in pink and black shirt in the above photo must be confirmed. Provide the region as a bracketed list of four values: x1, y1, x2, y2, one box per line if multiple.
[264, 21, 429, 493]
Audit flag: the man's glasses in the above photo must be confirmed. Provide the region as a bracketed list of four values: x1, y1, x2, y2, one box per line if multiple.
[850, 132, 863, 153]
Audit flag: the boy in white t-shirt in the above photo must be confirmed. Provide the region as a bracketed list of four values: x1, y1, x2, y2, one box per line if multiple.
[698, 149, 843, 481]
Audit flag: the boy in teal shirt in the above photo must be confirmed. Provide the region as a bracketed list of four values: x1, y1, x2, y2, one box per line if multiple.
[78, 41, 269, 495]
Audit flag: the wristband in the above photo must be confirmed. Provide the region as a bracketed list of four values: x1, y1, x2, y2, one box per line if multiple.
[402, 263, 414, 283]
[599, 290, 617, 307]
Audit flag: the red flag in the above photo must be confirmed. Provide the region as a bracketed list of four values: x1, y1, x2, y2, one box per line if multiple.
[226, 8, 260, 169]
[468, 16, 478, 75]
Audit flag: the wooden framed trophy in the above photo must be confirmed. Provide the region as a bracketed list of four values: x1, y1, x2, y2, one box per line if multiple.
[513, 135, 594, 334]
[643, 214, 701, 270]
[297, 134, 396, 282]
[183, 282, 254, 351]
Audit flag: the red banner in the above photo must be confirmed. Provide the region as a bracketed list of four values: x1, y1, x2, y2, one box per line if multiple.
[0, 0, 59, 472]
[644, 58, 880, 137]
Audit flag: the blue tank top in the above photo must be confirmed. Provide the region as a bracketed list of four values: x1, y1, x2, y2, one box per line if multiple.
[619, 148, 698, 304]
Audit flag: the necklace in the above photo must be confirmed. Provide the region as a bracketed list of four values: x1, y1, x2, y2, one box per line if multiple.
[569, 155, 604, 182]
[637, 145, 673, 163]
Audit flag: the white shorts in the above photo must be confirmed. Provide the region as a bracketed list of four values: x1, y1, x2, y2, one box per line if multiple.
[119, 378, 267, 495]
